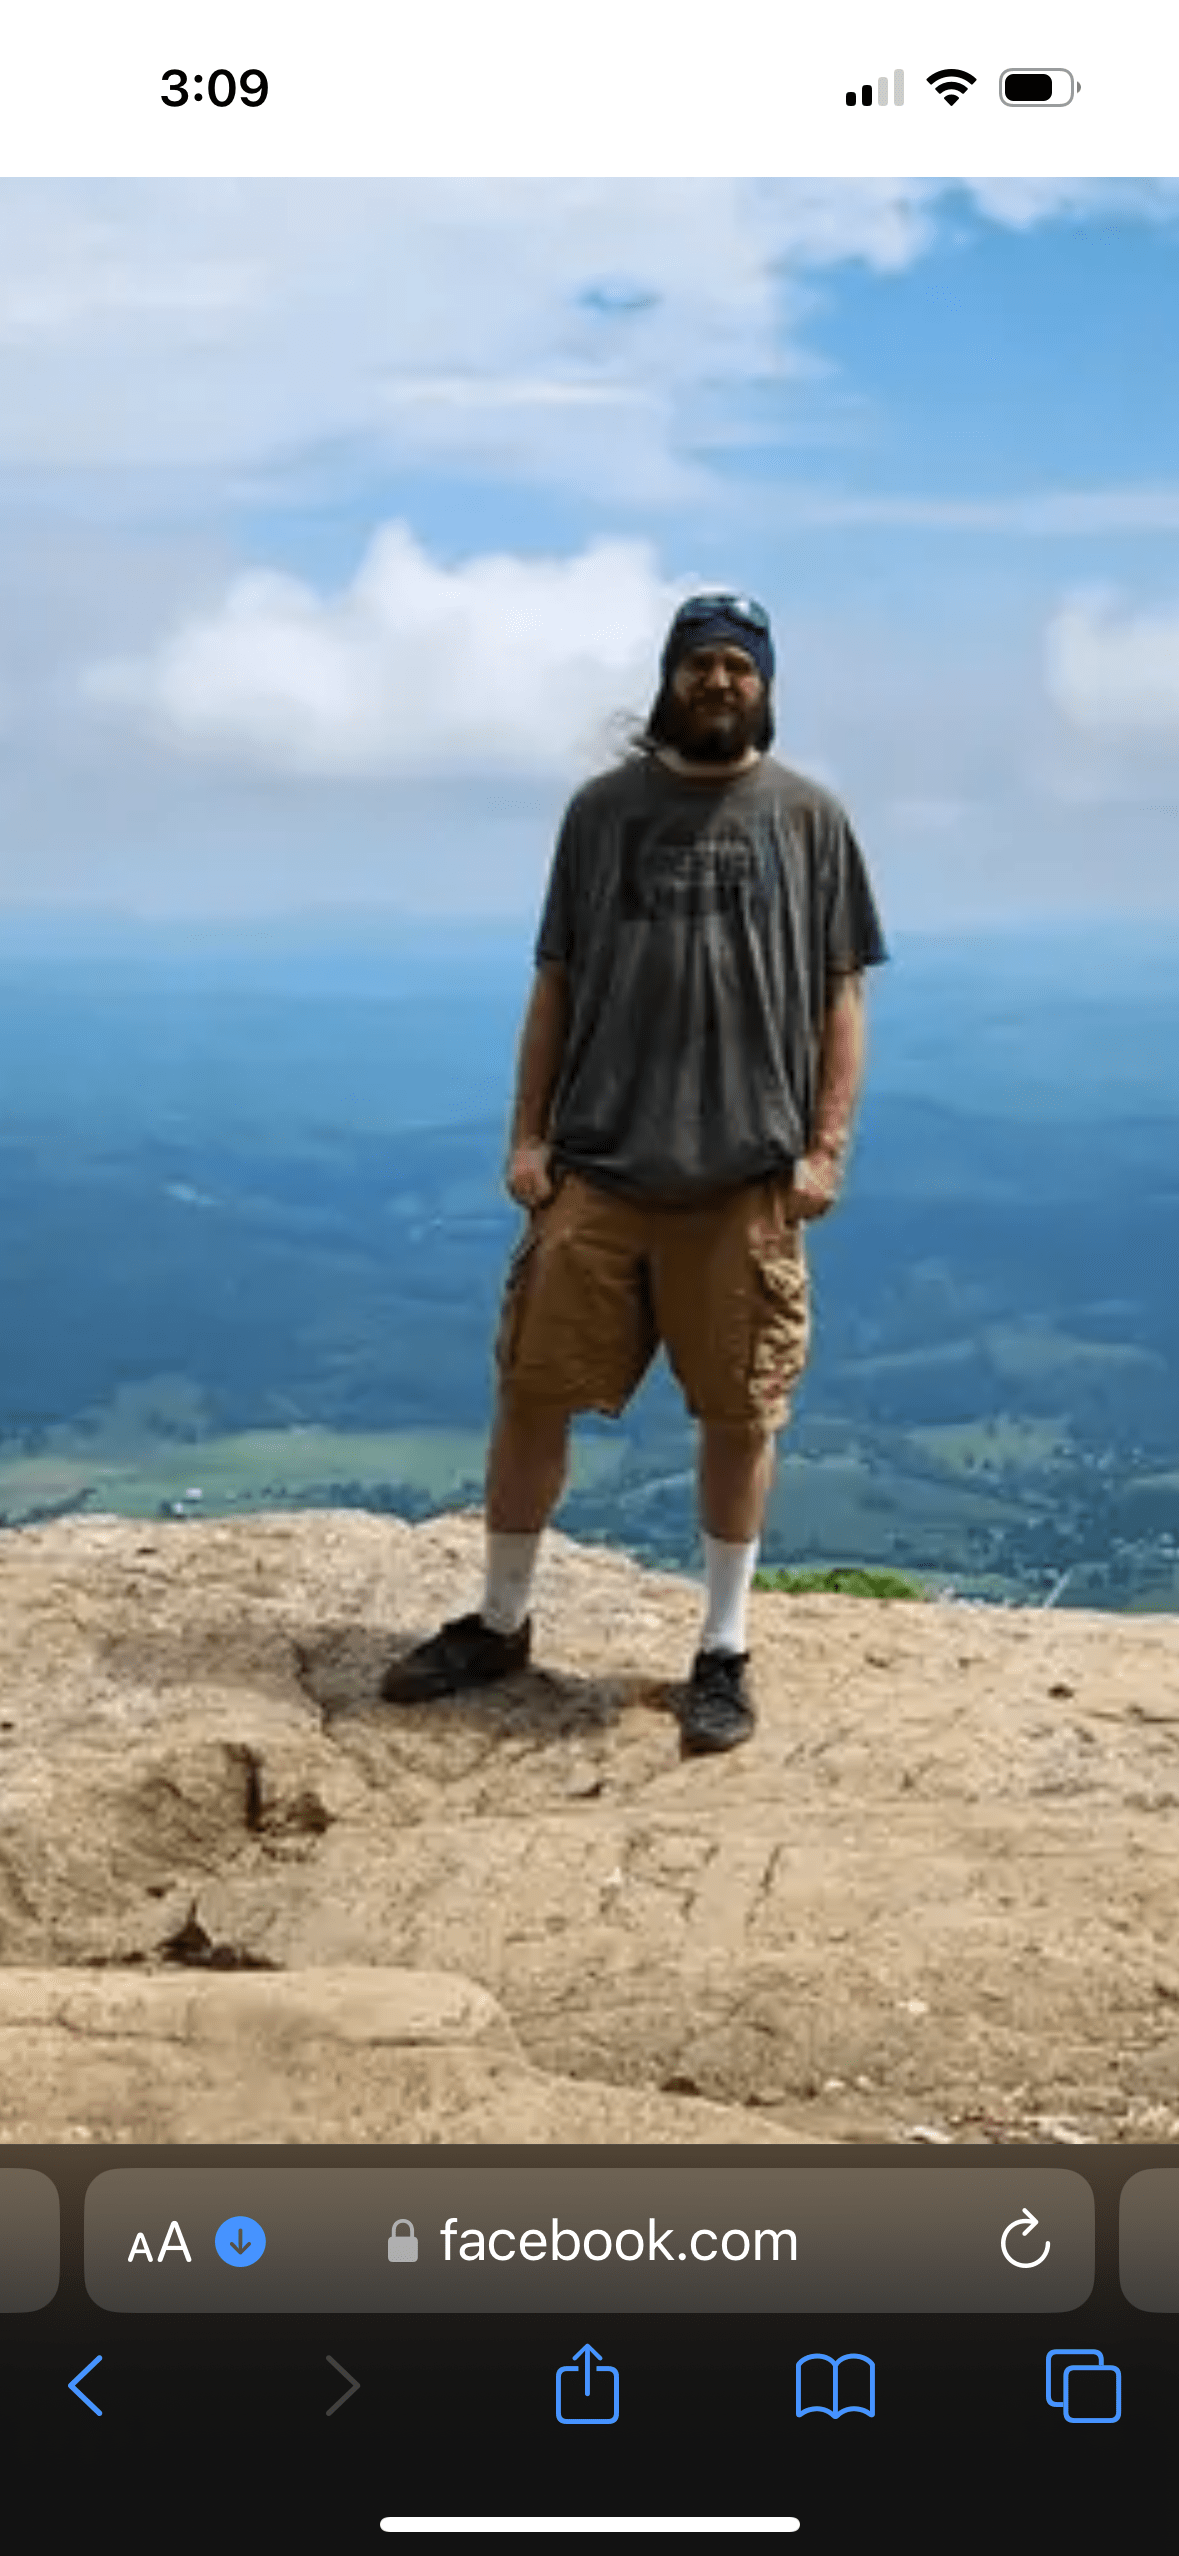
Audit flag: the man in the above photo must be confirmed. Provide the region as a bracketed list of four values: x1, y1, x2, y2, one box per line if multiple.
[381, 592, 888, 1752]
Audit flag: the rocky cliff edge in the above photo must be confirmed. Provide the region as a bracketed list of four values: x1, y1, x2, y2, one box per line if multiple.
[2, 1508, 1178, 2144]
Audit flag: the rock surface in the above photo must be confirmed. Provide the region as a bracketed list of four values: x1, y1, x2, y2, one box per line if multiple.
[0, 1966, 805, 2145]
[2, 1505, 1179, 2144]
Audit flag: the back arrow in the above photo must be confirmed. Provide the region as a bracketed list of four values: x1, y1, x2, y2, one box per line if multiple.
[1001, 2208, 1051, 2269]
[68, 2354, 103, 2415]
[325, 2355, 360, 2416]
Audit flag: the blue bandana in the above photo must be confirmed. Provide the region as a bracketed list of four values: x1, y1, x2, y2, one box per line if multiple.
[661, 593, 775, 689]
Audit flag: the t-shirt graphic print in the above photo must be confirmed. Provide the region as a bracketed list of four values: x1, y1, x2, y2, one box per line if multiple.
[617, 809, 769, 924]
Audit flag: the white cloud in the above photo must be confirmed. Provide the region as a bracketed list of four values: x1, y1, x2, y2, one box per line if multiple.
[9, 178, 1179, 925]
[965, 178, 1179, 230]
[4, 178, 1165, 501]
[0, 182, 834, 491]
[84, 523, 686, 775]
[1046, 593, 1179, 735]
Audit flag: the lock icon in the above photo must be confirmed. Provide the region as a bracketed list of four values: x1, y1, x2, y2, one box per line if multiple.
[387, 2218, 419, 2263]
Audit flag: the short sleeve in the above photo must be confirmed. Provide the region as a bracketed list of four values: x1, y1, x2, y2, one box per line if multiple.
[534, 800, 581, 968]
[822, 812, 888, 975]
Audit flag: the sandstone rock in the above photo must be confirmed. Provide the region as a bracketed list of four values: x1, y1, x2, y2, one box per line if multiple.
[0, 1964, 818, 2145]
[2, 1505, 1179, 2143]
[0, 1963, 520, 2052]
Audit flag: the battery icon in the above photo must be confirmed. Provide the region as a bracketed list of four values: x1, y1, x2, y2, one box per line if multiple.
[1000, 69, 1077, 104]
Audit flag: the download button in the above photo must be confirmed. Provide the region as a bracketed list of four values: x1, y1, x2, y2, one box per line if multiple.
[214, 2215, 267, 2267]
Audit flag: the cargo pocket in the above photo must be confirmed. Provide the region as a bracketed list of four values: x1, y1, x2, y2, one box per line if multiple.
[493, 1217, 545, 1375]
[747, 1220, 811, 1417]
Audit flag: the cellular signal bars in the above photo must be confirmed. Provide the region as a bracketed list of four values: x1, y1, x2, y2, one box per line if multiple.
[845, 73, 905, 104]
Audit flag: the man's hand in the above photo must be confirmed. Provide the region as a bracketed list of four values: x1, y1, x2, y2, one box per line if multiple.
[786, 1149, 843, 1220]
[505, 1138, 556, 1210]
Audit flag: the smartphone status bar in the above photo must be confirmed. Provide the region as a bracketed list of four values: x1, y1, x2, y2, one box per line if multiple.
[0, 0, 1176, 177]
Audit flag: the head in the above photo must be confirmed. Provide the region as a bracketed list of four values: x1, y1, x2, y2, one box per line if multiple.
[643, 592, 775, 763]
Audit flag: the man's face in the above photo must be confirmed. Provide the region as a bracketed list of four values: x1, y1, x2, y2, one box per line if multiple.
[662, 643, 767, 763]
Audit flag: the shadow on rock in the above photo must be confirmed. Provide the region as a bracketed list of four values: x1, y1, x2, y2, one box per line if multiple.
[295, 1622, 680, 1741]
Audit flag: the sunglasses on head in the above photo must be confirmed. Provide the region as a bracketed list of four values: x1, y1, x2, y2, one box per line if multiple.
[671, 592, 771, 634]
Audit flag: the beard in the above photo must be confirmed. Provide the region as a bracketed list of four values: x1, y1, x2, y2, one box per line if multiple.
[651, 682, 769, 763]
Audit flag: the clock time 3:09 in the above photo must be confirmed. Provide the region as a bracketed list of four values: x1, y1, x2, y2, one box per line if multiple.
[162, 70, 269, 106]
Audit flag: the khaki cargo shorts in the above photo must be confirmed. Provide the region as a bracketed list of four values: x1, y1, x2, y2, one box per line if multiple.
[494, 1168, 811, 1428]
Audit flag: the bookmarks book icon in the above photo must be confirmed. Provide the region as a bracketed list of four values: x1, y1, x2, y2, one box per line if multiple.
[928, 68, 976, 104]
[796, 2353, 875, 2417]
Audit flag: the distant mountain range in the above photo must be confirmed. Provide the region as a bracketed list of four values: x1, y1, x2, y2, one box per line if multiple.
[2, 907, 1177, 1609]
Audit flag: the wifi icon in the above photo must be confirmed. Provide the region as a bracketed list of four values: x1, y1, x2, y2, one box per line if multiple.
[927, 67, 976, 104]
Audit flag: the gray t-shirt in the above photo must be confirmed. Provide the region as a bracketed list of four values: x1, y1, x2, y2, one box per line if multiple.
[534, 751, 888, 1201]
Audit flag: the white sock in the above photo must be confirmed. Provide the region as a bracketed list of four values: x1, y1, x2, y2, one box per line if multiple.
[481, 1529, 542, 1635]
[700, 1533, 759, 1655]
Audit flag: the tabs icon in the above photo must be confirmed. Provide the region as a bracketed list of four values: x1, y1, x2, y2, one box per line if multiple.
[1046, 2348, 1121, 2424]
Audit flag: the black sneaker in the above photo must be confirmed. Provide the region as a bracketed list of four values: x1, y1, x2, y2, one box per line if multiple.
[678, 1648, 755, 1754]
[378, 1610, 531, 1703]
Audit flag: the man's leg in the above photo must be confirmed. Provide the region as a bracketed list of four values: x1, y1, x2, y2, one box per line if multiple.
[695, 1419, 776, 1660]
[486, 1385, 571, 1533]
[479, 1387, 572, 1633]
[379, 1388, 572, 1698]
[698, 1419, 776, 1544]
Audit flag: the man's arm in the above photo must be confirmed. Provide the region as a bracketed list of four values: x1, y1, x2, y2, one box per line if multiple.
[505, 962, 571, 1205]
[790, 970, 867, 1217]
[811, 968, 866, 1165]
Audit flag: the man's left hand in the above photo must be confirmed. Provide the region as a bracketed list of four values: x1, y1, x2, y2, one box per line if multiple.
[786, 1150, 842, 1219]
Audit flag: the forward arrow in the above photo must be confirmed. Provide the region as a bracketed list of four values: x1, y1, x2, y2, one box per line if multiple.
[326, 2356, 360, 2416]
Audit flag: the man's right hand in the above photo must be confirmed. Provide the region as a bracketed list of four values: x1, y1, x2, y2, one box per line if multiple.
[505, 1138, 555, 1210]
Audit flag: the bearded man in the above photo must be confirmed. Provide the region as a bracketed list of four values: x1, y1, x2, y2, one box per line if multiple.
[381, 592, 888, 1752]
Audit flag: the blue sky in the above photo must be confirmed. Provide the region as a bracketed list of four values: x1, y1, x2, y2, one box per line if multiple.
[1, 178, 1178, 931]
